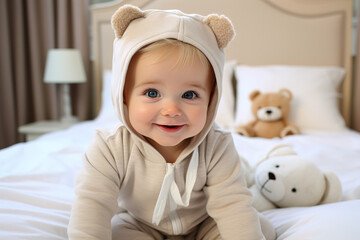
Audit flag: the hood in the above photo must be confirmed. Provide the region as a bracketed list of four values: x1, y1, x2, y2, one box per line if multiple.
[110, 5, 235, 159]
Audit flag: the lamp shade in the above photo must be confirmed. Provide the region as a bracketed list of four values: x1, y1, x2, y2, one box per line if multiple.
[44, 49, 86, 84]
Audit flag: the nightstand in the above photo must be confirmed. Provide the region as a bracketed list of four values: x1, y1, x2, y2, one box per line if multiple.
[18, 120, 77, 141]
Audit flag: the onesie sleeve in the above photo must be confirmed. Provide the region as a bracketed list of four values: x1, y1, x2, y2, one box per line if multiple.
[204, 131, 265, 240]
[68, 130, 122, 240]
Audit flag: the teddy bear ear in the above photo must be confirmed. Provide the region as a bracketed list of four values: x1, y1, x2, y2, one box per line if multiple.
[256, 144, 297, 167]
[279, 88, 293, 101]
[249, 90, 261, 101]
[265, 144, 297, 159]
[319, 171, 342, 204]
[111, 4, 145, 39]
[203, 14, 235, 49]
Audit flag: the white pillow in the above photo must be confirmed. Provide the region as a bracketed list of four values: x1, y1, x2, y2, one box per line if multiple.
[234, 65, 346, 132]
[215, 60, 237, 129]
[96, 70, 118, 122]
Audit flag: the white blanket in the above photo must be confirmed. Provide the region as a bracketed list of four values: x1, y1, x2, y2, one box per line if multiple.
[1, 118, 360, 239]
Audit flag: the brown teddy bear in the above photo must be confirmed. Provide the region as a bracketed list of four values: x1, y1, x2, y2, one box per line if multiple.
[236, 89, 300, 138]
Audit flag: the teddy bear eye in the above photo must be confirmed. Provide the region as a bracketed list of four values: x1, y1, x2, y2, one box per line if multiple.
[291, 188, 297, 193]
[275, 164, 280, 168]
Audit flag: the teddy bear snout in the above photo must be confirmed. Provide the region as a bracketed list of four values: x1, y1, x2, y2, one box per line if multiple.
[257, 107, 282, 122]
[256, 169, 285, 202]
[268, 172, 276, 180]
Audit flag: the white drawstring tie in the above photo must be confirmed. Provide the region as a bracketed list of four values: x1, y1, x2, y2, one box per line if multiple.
[152, 148, 199, 225]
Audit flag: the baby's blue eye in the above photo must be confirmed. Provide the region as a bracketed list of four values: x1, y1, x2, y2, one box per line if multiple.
[145, 89, 160, 98]
[182, 91, 197, 100]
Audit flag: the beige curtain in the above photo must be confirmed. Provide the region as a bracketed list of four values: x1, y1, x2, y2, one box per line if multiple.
[0, 0, 90, 149]
[352, 13, 360, 131]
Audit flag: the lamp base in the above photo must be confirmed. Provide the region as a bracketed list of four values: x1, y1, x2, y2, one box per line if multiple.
[61, 84, 79, 124]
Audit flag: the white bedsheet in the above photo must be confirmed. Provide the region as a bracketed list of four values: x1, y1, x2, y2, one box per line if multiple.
[0, 119, 112, 239]
[1, 118, 360, 239]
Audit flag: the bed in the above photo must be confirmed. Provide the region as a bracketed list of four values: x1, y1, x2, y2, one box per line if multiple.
[1, 0, 360, 239]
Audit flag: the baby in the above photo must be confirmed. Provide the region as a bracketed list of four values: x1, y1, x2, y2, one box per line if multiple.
[68, 5, 275, 240]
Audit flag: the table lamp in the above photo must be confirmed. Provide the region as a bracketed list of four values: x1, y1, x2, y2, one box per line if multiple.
[44, 49, 86, 123]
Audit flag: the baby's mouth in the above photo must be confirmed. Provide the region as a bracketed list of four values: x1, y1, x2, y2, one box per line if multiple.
[156, 124, 184, 133]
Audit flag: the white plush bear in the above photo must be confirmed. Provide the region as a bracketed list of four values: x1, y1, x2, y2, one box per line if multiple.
[249, 144, 342, 212]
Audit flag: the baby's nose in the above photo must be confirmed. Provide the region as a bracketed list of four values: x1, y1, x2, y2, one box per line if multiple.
[160, 101, 182, 117]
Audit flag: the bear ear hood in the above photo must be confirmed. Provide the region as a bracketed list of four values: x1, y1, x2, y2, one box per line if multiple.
[111, 5, 145, 39]
[203, 14, 235, 49]
[111, 5, 235, 49]
[110, 5, 235, 156]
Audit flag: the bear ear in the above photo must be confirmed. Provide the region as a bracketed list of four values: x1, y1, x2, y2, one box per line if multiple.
[279, 88, 293, 101]
[266, 144, 297, 159]
[249, 90, 261, 101]
[319, 171, 342, 204]
[255, 144, 297, 167]
[111, 4, 145, 39]
[203, 14, 235, 49]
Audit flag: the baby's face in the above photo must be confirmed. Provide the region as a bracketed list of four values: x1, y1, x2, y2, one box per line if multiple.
[124, 48, 213, 150]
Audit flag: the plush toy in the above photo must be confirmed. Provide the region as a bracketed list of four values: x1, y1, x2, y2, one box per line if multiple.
[236, 89, 300, 138]
[248, 144, 342, 212]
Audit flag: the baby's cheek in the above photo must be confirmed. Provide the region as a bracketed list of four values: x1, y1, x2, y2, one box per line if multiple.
[129, 103, 154, 123]
[191, 107, 208, 126]
[135, 105, 152, 115]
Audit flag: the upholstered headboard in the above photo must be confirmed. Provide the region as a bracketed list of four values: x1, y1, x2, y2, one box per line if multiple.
[90, 0, 353, 125]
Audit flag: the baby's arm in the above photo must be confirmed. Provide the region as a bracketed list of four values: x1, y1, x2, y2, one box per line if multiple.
[68, 131, 121, 240]
[204, 132, 265, 240]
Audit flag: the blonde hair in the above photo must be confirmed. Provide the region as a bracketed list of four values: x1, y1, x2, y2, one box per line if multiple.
[135, 39, 211, 70]
[125, 39, 216, 102]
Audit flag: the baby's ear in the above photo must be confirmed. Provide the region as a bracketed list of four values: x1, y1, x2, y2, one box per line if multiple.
[111, 4, 145, 39]
[203, 14, 235, 49]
